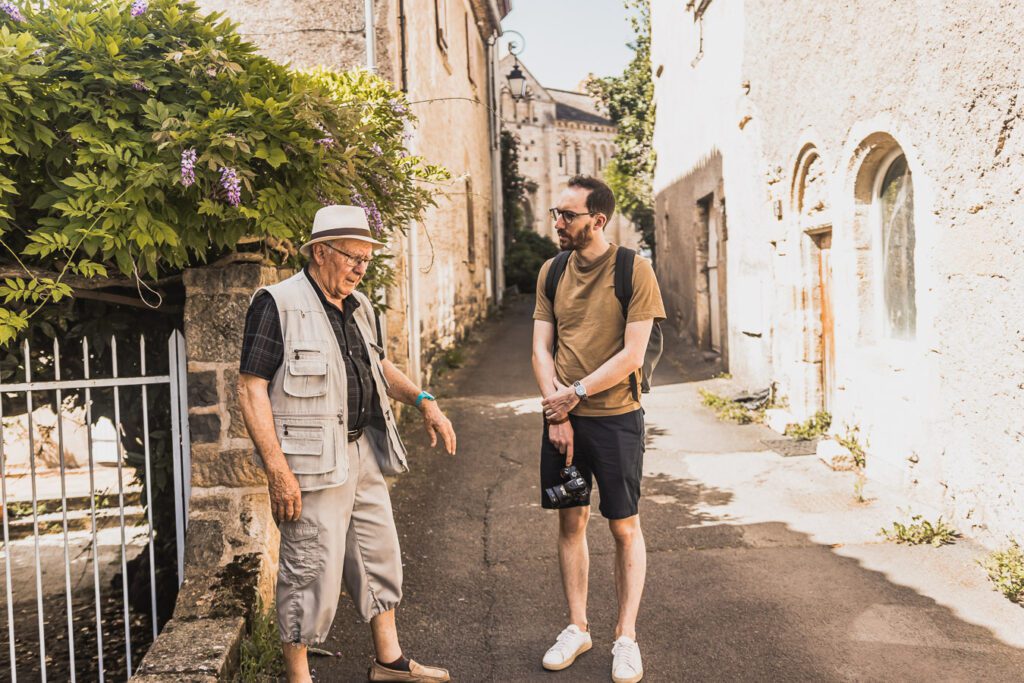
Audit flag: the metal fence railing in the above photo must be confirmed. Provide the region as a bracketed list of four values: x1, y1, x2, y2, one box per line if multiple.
[0, 330, 191, 682]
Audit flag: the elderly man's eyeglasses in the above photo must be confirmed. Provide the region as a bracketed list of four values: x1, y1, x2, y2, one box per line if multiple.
[549, 208, 595, 224]
[321, 242, 373, 268]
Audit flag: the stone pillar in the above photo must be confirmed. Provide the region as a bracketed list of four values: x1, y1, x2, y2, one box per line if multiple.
[134, 262, 291, 681]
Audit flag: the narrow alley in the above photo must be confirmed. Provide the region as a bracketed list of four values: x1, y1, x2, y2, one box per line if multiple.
[315, 299, 1024, 682]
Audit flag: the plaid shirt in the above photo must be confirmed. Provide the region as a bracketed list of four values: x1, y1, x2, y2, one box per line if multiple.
[239, 268, 380, 431]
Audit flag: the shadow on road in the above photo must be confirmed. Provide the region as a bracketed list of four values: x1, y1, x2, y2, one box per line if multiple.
[315, 298, 1024, 682]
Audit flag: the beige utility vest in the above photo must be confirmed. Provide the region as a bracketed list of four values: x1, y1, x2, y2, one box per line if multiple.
[254, 272, 408, 491]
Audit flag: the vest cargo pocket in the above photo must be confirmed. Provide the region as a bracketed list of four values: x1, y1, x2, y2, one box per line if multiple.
[283, 345, 328, 398]
[276, 419, 338, 477]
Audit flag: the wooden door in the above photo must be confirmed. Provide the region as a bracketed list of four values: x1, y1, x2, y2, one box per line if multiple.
[708, 207, 721, 353]
[815, 230, 835, 410]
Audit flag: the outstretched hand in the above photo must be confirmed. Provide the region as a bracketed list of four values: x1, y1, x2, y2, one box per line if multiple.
[422, 402, 457, 455]
[542, 377, 580, 423]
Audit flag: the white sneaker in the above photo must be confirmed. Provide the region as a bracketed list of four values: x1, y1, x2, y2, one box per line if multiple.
[542, 624, 592, 671]
[611, 636, 643, 683]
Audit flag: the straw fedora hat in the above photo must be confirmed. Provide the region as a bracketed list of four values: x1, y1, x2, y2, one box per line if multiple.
[299, 205, 387, 257]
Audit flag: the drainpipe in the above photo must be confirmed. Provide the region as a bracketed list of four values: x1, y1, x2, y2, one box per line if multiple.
[487, 31, 506, 306]
[405, 120, 422, 385]
[364, 0, 375, 71]
[397, 0, 421, 384]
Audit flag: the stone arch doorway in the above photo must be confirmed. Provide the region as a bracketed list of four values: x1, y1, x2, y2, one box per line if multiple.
[792, 143, 834, 411]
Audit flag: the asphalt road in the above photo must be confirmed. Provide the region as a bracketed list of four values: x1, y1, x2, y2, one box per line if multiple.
[314, 298, 1024, 682]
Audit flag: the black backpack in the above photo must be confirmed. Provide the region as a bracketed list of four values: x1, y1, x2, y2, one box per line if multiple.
[544, 247, 664, 400]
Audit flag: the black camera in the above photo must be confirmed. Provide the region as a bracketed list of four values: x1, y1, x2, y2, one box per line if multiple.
[545, 466, 590, 508]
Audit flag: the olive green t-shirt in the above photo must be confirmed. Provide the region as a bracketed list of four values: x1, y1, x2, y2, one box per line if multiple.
[534, 244, 666, 417]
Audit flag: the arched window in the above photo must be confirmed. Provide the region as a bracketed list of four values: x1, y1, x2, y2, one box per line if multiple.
[875, 152, 915, 339]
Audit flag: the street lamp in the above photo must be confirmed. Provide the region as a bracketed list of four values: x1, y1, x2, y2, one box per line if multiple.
[504, 30, 528, 101]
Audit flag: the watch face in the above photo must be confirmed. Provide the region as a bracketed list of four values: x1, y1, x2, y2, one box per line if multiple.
[575, 384, 586, 398]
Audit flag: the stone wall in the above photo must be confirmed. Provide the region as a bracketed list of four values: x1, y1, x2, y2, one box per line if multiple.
[650, 0, 1024, 544]
[194, 0, 501, 385]
[133, 263, 286, 681]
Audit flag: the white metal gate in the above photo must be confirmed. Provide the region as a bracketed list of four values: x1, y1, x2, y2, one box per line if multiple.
[0, 331, 191, 682]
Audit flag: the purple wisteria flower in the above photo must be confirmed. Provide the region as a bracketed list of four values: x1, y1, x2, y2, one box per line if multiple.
[131, 80, 148, 92]
[316, 136, 335, 149]
[219, 166, 241, 206]
[1, 2, 24, 22]
[389, 99, 408, 116]
[369, 142, 383, 156]
[180, 148, 197, 187]
[352, 191, 384, 236]
[130, 0, 147, 17]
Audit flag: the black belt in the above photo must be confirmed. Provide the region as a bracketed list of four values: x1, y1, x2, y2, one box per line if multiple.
[347, 427, 364, 443]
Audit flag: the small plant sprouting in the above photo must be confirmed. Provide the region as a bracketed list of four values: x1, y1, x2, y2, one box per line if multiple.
[713, 371, 732, 379]
[784, 410, 832, 440]
[980, 540, 1024, 605]
[698, 388, 762, 424]
[236, 599, 284, 682]
[880, 514, 960, 547]
[837, 426, 867, 469]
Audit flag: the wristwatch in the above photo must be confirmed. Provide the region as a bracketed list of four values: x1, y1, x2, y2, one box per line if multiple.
[415, 390, 436, 408]
[573, 380, 588, 401]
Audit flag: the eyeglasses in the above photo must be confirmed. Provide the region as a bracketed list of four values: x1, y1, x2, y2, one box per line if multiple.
[320, 241, 373, 268]
[549, 208, 595, 224]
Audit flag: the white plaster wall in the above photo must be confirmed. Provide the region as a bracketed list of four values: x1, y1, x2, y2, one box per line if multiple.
[654, 0, 1024, 543]
[651, 0, 772, 385]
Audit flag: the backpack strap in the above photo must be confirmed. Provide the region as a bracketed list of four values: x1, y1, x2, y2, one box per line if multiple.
[614, 247, 636, 318]
[614, 247, 640, 402]
[545, 250, 572, 307]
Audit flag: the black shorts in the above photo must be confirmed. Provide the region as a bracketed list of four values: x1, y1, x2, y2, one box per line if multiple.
[540, 409, 645, 520]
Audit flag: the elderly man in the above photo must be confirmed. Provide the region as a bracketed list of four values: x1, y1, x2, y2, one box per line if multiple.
[238, 205, 456, 683]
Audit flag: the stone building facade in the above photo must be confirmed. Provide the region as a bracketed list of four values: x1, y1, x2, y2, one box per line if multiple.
[498, 56, 640, 250]
[650, 0, 1024, 543]
[196, 0, 512, 384]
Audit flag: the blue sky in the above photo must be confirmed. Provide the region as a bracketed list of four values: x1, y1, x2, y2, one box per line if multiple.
[499, 0, 637, 92]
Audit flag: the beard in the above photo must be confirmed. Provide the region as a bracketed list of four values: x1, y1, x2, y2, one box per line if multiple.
[557, 225, 593, 251]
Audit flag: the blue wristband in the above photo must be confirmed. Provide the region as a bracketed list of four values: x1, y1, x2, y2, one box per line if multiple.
[415, 390, 435, 408]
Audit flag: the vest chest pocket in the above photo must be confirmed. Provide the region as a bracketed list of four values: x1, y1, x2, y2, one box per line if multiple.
[276, 419, 338, 477]
[283, 344, 328, 398]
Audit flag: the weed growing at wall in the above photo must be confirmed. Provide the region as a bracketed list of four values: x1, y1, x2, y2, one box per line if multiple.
[0, 0, 448, 343]
[880, 514, 959, 547]
[980, 541, 1024, 605]
[698, 388, 764, 424]
[235, 600, 284, 682]
[837, 426, 867, 469]
[785, 410, 831, 440]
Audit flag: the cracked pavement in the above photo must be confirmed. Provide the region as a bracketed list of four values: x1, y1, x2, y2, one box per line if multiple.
[315, 298, 1024, 682]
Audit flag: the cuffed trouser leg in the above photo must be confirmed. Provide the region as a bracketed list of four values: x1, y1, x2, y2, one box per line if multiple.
[276, 433, 404, 645]
[343, 434, 404, 621]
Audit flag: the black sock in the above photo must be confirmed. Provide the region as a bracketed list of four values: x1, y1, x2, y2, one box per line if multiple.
[378, 656, 411, 672]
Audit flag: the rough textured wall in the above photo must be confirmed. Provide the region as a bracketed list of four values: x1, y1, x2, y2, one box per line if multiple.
[196, 0, 394, 78]
[741, 0, 1024, 543]
[651, 0, 1024, 542]
[399, 0, 495, 375]
[194, 0, 498, 381]
[650, 0, 770, 382]
[136, 264, 286, 681]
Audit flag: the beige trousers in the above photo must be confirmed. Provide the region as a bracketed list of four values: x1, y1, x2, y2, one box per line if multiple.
[276, 433, 403, 645]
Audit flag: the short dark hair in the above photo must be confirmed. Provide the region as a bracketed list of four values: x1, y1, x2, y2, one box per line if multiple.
[567, 175, 615, 219]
